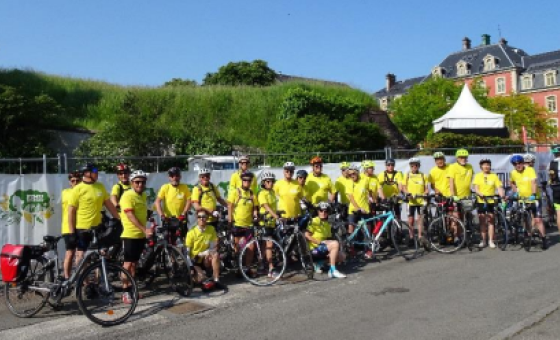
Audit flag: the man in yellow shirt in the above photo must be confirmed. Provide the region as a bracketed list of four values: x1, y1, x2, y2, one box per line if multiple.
[346, 165, 376, 258]
[120, 170, 153, 304]
[185, 211, 225, 290]
[110, 163, 131, 211]
[510, 154, 548, 249]
[258, 171, 281, 277]
[378, 158, 404, 219]
[273, 162, 304, 219]
[473, 159, 505, 249]
[429, 152, 451, 198]
[448, 149, 474, 200]
[402, 158, 429, 248]
[361, 160, 384, 210]
[334, 162, 352, 208]
[192, 168, 227, 227]
[305, 156, 334, 205]
[296, 170, 311, 202]
[61, 171, 81, 279]
[229, 155, 258, 194]
[155, 167, 192, 219]
[68, 163, 120, 275]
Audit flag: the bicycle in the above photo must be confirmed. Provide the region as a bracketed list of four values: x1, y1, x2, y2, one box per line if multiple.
[508, 197, 544, 252]
[458, 195, 484, 252]
[478, 195, 509, 250]
[2, 223, 138, 326]
[540, 181, 557, 231]
[426, 195, 466, 253]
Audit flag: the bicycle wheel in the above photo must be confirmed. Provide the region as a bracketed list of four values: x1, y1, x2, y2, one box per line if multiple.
[240, 237, 286, 286]
[296, 232, 314, 279]
[493, 211, 509, 251]
[390, 220, 418, 260]
[167, 247, 193, 297]
[76, 261, 137, 326]
[523, 212, 534, 252]
[427, 215, 465, 253]
[4, 257, 51, 318]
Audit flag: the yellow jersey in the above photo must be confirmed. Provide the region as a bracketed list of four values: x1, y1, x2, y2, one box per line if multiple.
[111, 181, 131, 200]
[429, 165, 451, 197]
[228, 187, 258, 227]
[185, 225, 217, 259]
[120, 190, 147, 239]
[191, 183, 222, 223]
[348, 177, 370, 214]
[157, 183, 191, 217]
[473, 173, 502, 203]
[68, 182, 109, 230]
[307, 217, 332, 250]
[334, 175, 352, 204]
[447, 163, 474, 198]
[304, 174, 334, 205]
[229, 171, 258, 194]
[61, 188, 73, 234]
[273, 179, 303, 218]
[402, 172, 429, 206]
[510, 168, 537, 202]
[378, 171, 404, 198]
[258, 189, 277, 228]
[364, 174, 380, 198]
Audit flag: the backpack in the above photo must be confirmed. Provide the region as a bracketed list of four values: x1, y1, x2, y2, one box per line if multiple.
[404, 171, 426, 188]
[235, 188, 254, 206]
[383, 171, 402, 187]
[196, 182, 216, 203]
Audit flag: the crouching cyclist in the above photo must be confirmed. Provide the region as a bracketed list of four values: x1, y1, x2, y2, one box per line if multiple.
[305, 202, 346, 278]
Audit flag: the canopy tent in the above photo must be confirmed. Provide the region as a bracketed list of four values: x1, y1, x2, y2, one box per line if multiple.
[433, 85, 508, 137]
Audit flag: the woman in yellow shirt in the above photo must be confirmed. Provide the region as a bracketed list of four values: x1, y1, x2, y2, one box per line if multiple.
[473, 159, 505, 249]
[61, 171, 81, 279]
[258, 171, 281, 277]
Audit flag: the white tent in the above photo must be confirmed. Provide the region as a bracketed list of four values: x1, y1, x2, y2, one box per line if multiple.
[433, 84, 505, 133]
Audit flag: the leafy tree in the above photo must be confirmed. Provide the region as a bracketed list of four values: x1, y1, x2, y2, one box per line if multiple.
[203, 60, 277, 86]
[424, 133, 523, 149]
[163, 78, 197, 87]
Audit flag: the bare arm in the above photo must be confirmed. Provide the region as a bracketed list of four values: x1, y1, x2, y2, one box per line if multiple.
[449, 177, 456, 196]
[261, 203, 279, 220]
[181, 199, 192, 216]
[103, 199, 120, 219]
[305, 230, 321, 246]
[110, 195, 119, 208]
[125, 210, 147, 235]
[155, 197, 165, 218]
[68, 205, 77, 234]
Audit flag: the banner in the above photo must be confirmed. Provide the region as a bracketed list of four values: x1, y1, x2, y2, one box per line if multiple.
[0, 153, 550, 249]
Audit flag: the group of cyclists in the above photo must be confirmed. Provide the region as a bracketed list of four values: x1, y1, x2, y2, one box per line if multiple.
[59, 148, 560, 299]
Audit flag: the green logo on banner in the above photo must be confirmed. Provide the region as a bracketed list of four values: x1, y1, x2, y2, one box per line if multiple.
[0, 190, 55, 224]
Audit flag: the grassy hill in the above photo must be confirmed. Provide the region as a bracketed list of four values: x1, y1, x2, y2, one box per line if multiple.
[0, 68, 378, 149]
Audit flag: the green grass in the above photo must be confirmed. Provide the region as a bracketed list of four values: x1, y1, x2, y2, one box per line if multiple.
[0, 68, 378, 148]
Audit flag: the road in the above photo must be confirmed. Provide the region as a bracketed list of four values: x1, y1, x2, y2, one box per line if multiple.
[1, 233, 560, 340]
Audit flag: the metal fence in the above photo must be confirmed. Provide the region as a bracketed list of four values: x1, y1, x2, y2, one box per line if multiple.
[0, 145, 545, 174]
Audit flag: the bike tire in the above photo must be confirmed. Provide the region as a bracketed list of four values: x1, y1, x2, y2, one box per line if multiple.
[76, 261, 137, 326]
[4, 257, 50, 318]
[296, 232, 314, 279]
[239, 237, 286, 286]
[168, 247, 193, 297]
[390, 220, 418, 260]
[427, 215, 465, 253]
[523, 212, 534, 252]
[494, 211, 509, 251]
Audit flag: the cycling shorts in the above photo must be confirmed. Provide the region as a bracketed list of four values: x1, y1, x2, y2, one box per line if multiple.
[408, 206, 423, 217]
[476, 203, 495, 214]
[122, 238, 146, 262]
[63, 230, 92, 251]
[526, 203, 542, 218]
[311, 243, 329, 259]
[232, 226, 253, 238]
[348, 213, 371, 226]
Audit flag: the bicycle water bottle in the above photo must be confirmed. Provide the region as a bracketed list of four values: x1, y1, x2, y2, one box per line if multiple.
[373, 220, 383, 235]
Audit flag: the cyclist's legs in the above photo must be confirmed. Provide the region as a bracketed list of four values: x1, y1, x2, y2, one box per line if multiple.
[74, 229, 93, 272]
[451, 201, 464, 236]
[203, 253, 220, 280]
[122, 238, 145, 289]
[63, 233, 77, 279]
[263, 228, 275, 270]
[233, 227, 254, 266]
[323, 240, 345, 265]
[408, 206, 421, 238]
[529, 203, 546, 237]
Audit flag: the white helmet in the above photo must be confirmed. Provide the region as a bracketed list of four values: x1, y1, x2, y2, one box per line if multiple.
[523, 154, 536, 163]
[261, 171, 275, 181]
[283, 161, 295, 170]
[409, 157, 421, 165]
[239, 155, 250, 163]
[348, 164, 360, 172]
[317, 201, 330, 210]
[130, 170, 148, 181]
[198, 168, 211, 176]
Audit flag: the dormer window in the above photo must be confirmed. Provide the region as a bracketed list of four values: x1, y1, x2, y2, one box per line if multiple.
[521, 74, 533, 90]
[432, 66, 446, 78]
[456, 61, 471, 77]
[483, 54, 498, 71]
[544, 70, 558, 87]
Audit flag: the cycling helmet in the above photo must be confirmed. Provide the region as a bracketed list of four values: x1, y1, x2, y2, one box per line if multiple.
[310, 156, 323, 165]
[261, 171, 275, 181]
[552, 146, 560, 154]
[433, 152, 445, 159]
[362, 160, 375, 169]
[317, 201, 330, 211]
[348, 164, 360, 172]
[79, 163, 97, 173]
[68, 170, 81, 180]
[510, 154, 524, 164]
[116, 163, 130, 173]
[238, 155, 250, 163]
[130, 170, 148, 181]
[408, 157, 421, 165]
[385, 158, 396, 165]
[296, 169, 308, 178]
[340, 162, 351, 170]
[523, 154, 536, 163]
[283, 162, 295, 170]
[479, 158, 491, 165]
[201, 279, 216, 292]
[455, 149, 469, 157]
[198, 168, 211, 176]
[168, 167, 181, 176]
[240, 171, 254, 180]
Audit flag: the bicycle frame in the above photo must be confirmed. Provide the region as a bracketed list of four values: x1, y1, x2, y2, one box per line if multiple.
[346, 211, 396, 248]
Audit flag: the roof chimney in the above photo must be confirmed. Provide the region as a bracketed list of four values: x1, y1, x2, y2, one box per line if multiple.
[462, 37, 471, 50]
[499, 37, 508, 45]
[481, 34, 491, 46]
[386, 73, 396, 92]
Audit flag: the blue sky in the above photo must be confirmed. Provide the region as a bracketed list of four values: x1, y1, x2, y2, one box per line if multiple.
[1, 1, 559, 93]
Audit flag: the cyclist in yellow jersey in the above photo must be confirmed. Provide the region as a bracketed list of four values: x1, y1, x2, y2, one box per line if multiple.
[155, 167, 192, 219]
[305, 156, 334, 205]
[120, 170, 152, 304]
[61, 171, 81, 279]
[192, 168, 227, 227]
[334, 162, 352, 206]
[473, 159, 505, 249]
[429, 152, 451, 197]
[229, 155, 258, 194]
[448, 149, 474, 200]
[402, 158, 430, 248]
[296, 170, 312, 202]
[361, 160, 384, 210]
[258, 171, 281, 277]
[378, 158, 404, 219]
[347, 165, 375, 258]
[110, 163, 131, 211]
[273, 162, 304, 219]
[68, 163, 120, 275]
[510, 154, 548, 249]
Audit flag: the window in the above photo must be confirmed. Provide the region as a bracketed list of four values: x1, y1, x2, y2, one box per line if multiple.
[496, 77, 506, 94]
[546, 95, 557, 112]
[545, 71, 557, 87]
[456, 61, 470, 77]
[380, 97, 388, 111]
[521, 75, 533, 90]
[548, 118, 558, 138]
[483, 55, 496, 71]
[432, 66, 445, 78]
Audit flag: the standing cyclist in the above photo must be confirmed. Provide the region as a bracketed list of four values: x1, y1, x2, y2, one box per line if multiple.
[155, 167, 192, 220]
[61, 170, 81, 279]
[305, 156, 334, 205]
[402, 158, 429, 249]
[192, 168, 227, 227]
[229, 155, 258, 193]
[110, 163, 131, 211]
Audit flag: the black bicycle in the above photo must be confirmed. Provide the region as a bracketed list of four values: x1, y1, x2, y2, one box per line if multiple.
[426, 195, 466, 253]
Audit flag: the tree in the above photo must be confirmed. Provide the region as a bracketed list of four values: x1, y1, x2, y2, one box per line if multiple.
[163, 78, 197, 87]
[203, 60, 277, 86]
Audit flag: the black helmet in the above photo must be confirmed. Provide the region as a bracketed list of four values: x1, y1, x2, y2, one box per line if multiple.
[479, 158, 491, 165]
[296, 169, 308, 178]
[240, 171, 254, 180]
[168, 167, 181, 176]
[79, 163, 97, 173]
[385, 158, 396, 165]
[68, 170, 82, 180]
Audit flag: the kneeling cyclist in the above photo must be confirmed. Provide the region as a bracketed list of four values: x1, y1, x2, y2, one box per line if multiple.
[305, 202, 346, 278]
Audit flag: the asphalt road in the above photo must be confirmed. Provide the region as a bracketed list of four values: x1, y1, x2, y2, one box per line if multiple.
[1, 233, 560, 340]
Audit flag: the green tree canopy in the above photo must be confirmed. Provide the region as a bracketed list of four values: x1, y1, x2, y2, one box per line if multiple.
[203, 59, 277, 86]
[163, 78, 197, 87]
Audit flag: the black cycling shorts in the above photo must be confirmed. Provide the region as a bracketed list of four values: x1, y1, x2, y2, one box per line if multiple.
[477, 203, 495, 214]
[408, 206, 422, 217]
[63, 230, 92, 251]
[122, 238, 147, 263]
[527, 202, 542, 218]
[348, 213, 371, 226]
[231, 226, 253, 238]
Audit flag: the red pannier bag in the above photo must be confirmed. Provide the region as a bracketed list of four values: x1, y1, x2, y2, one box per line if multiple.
[1, 244, 31, 283]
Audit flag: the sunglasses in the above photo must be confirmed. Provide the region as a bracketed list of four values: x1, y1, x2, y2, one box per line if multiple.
[318, 209, 328, 213]
[514, 162, 523, 166]
[242, 179, 251, 182]
[117, 171, 129, 175]
[132, 180, 146, 185]
[197, 215, 208, 219]
[169, 174, 181, 178]
[200, 174, 210, 178]
[386, 164, 395, 166]
[313, 164, 323, 167]
[240, 161, 250, 165]
[284, 169, 294, 172]
[410, 164, 419, 167]
[70, 179, 80, 183]
[264, 180, 275, 183]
